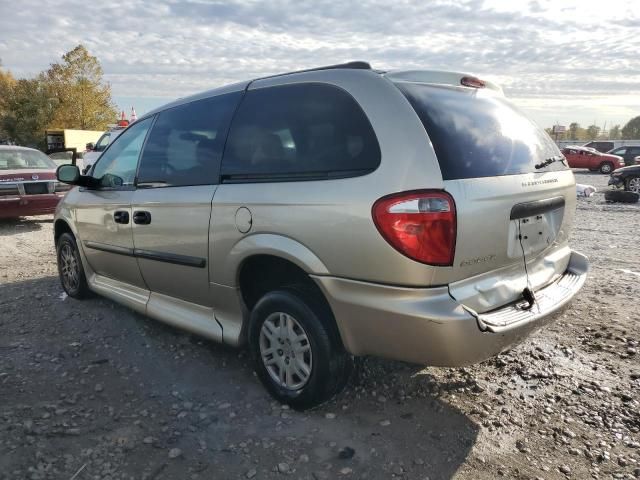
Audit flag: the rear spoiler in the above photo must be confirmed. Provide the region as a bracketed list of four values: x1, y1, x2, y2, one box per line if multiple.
[383, 70, 504, 95]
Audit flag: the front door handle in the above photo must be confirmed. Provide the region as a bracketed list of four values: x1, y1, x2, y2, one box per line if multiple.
[113, 210, 129, 224]
[133, 211, 152, 225]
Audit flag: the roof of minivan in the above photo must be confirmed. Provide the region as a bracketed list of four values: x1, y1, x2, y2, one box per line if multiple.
[140, 61, 503, 120]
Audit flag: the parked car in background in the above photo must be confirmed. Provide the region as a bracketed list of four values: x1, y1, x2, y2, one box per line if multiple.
[561, 146, 624, 173]
[556, 139, 640, 151]
[608, 164, 640, 194]
[0, 146, 70, 219]
[583, 141, 615, 153]
[82, 128, 125, 173]
[607, 145, 640, 167]
[53, 62, 588, 408]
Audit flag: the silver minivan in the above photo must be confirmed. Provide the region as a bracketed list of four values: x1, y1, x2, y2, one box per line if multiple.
[54, 62, 588, 408]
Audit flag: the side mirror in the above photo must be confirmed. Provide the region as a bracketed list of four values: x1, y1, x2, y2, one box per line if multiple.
[57, 164, 80, 184]
[86, 142, 95, 151]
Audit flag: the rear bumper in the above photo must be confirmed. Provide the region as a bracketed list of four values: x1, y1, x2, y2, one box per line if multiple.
[0, 194, 63, 218]
[313, 250, 588, 367]
[608, 176, 624, 187]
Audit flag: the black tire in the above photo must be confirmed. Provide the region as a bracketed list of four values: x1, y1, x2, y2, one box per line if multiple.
[248, 289, 352, 410]
[599, 162, 614, 174]
[604, 189, 639, 204]
[56, 232, 91, 299]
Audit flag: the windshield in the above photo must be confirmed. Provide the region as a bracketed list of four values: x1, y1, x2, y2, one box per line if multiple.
[0, 149, 57, 170]
[395, 82, 567, 179]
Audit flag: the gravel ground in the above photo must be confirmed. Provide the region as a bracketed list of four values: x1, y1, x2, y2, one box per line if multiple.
[1, 171, 639, 480]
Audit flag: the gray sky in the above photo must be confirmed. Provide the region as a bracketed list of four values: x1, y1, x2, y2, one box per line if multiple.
[0, 0, 638, 130]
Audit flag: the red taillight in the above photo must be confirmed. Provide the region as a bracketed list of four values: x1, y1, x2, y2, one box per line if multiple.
[460, 76, 486, 88]
[372, 190, 456, 266]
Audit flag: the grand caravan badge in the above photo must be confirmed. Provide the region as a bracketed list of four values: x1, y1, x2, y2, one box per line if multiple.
[522, 178, 558, 188]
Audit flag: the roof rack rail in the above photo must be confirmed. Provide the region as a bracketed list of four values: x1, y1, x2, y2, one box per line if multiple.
[253, 61, 372, 82]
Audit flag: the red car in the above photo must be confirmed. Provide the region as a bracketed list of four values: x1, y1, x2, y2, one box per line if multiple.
[561, 146, 624, 174]
[0, 146, 70, 219]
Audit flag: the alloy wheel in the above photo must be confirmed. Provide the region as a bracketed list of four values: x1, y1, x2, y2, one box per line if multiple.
[60, 243, 79, 292]
[259, 312, 312, 390]
[628, 177, 640, 194]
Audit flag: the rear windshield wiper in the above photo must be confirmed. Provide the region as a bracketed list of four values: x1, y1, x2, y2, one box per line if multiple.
[535, 155, 566, 169]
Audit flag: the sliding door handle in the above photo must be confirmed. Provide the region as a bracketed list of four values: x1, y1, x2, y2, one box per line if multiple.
[133, 211, 152, 225]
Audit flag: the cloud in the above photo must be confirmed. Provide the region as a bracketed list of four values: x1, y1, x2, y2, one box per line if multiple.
[0, 0, 638, 126]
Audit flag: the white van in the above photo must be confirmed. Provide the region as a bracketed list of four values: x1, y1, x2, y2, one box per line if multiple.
[82, 128, 125, 173]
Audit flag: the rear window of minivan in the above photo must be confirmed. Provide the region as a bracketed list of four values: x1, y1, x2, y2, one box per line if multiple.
[395, 82, 567, 180]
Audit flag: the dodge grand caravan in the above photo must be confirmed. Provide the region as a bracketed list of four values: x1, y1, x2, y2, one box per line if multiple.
[54, 62, 588, 408]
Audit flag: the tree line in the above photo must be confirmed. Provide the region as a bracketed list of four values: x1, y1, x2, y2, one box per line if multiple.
[545, 118, 640, 142]
[0, 45, 117, 149]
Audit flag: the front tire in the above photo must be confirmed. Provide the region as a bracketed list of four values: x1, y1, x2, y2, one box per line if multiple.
[56, 232, 91, 299]
[599, 162, 613, 174]
[248, 289, 352, 410]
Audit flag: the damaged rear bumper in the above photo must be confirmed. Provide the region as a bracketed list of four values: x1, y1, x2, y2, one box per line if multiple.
[313, 250, 588, 367]
[608, 176, 624, 187]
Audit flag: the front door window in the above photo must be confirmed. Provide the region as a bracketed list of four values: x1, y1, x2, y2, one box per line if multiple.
[92, 118, 153, 188]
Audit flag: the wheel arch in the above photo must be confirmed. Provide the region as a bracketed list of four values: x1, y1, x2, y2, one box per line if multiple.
[231, 242, 342, 349]
[216, 233, 330, 287]
[54, 218, 74, 244]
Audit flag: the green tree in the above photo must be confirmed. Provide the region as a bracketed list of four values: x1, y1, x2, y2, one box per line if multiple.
[568, 122, 583, 141]
[586, 124, 600, 141]
[621, 116, 640, 139]
[1, 76, 55, 148]
[609, 124, 621, 140]
[45, 44, 117, 130]
[0, 62, 17, 140]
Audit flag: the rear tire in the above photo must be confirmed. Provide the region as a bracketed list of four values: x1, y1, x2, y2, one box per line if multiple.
[56, 232, 91, 299]
[248, 289, 352, 410]
[604, 189, 639, 204]
[626, 176, 640, 194]
[599, 162, 613, 174]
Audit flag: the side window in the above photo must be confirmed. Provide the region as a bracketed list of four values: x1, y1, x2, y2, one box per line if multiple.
[615, 148, 627, 155]
[91, 117, 152, 188]
[221, 83, 380, 180]
[137, 93, 241, 187]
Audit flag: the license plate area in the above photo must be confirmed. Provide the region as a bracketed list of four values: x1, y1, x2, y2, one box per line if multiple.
[507, 197, 565, 259]
[24, 182, 49, 195]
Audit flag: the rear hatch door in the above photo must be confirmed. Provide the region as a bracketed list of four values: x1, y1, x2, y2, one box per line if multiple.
[394, 80, 575, 313]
